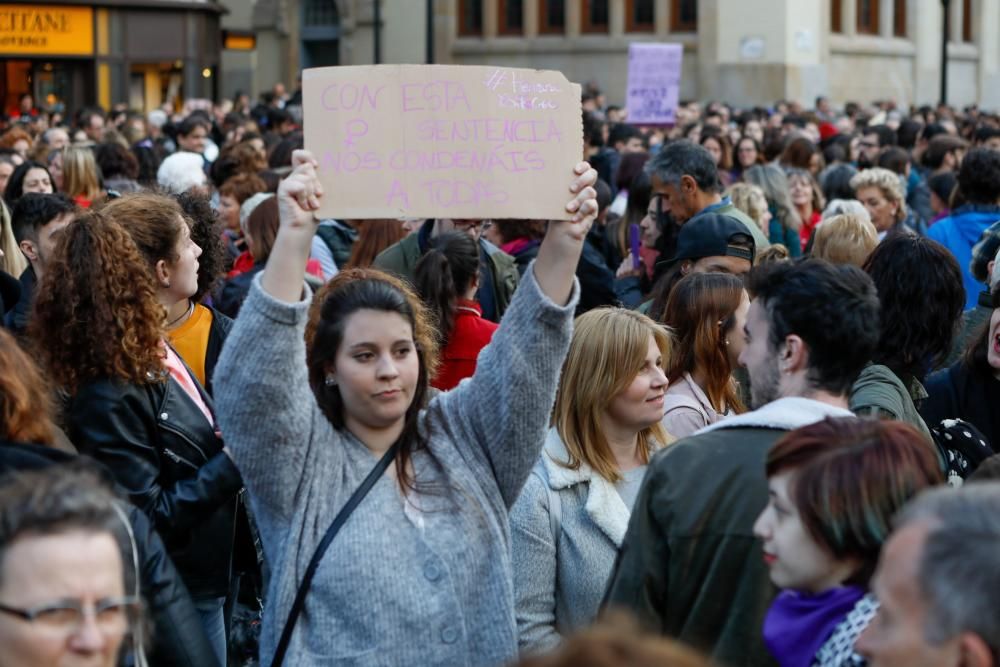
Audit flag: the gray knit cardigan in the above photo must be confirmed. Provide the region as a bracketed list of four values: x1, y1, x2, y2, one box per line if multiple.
[213, 267, 578, 666]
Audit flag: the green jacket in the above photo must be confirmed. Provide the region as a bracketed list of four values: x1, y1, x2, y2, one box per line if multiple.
[849, 363, 932, 442]
[604, 398, 855, 667]
[372, 232, 519, 322]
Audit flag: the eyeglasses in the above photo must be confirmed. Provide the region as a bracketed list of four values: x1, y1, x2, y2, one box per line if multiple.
[0, 596, 140, 636]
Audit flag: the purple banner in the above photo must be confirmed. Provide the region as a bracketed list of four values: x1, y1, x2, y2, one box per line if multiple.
[626, 43, 683, 125]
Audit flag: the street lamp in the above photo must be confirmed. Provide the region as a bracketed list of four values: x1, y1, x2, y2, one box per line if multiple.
[941, 0, 951, 105]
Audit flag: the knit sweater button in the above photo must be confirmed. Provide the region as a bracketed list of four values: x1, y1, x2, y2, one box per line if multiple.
[423, 562, 442, 582]
[440, 626, 459, 644]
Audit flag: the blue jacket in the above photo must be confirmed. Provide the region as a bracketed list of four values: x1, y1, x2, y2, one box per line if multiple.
[928, 205, 1000, 309]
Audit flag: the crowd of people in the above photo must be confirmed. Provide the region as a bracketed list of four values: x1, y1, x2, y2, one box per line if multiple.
[0, 80, 999, 667]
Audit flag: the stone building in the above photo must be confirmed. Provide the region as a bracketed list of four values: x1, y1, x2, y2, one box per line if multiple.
[221, 0, 1000, 109]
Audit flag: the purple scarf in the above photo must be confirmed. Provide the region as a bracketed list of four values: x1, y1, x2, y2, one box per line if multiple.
[763, 586, 866, 667]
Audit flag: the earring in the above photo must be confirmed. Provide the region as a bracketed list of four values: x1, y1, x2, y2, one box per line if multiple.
[725, 339, 730, 346]
[325, 375, 337, 387]
[163, 281, 171, 289]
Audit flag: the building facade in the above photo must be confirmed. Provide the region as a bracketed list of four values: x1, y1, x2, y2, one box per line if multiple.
[221, 0, 1000, 110]
[0, 0, 224, 115]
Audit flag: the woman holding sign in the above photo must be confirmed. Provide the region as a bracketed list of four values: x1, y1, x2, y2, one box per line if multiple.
[212, 149, 598, 665]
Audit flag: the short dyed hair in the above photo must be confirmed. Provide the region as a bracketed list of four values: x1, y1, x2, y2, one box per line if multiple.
[810, 214, 878, 267]
[767, 417, 943, 585]
[553, 308, 671, 483]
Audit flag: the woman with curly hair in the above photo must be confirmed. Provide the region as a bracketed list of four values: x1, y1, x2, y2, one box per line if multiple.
[29, 202, 244, 666]
[849, 234, 966, 443]
[849, 167, 908, 240]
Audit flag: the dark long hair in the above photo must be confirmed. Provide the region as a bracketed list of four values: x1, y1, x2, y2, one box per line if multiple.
[413, 232, 479, 347]
[4, 161, 53, 203]
[863, 235, 965, 381]
[305, 268, 439, 495]
[662, 273, 746, 414]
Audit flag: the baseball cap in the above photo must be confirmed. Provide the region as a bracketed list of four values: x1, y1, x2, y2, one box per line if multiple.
[663, 213, 756, 267]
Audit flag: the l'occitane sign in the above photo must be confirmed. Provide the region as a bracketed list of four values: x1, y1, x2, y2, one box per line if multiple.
[0, 5, 93, 55]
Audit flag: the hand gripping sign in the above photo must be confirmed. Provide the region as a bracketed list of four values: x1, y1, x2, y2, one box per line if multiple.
[303, 64, 583, 221]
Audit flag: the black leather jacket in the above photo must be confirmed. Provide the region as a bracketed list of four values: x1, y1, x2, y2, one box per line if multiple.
[0, 441, 220, 667]
[67, 370, 244, 600]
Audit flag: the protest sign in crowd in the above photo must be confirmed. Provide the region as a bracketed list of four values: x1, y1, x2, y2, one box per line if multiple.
[0, 68, 999, 667]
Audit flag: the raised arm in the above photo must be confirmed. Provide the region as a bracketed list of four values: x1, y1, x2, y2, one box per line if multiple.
[261, 150, 324, 302]
[432, 164, 598, 505]
[213, 151, 329, 521]
[533, 163, 600, 305]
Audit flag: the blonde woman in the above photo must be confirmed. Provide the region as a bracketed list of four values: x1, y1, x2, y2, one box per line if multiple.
[850, 167, 907, 239]
[727, 183, 772, 236]
[811, 213, 879, 267]
[511, 308, 671, 653]
[61, 145, 103, 208]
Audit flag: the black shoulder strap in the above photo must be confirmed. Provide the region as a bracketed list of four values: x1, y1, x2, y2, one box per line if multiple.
[269, 442, 399, 666]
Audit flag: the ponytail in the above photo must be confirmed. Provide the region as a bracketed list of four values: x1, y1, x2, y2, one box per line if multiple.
[413, 231, 479, 347]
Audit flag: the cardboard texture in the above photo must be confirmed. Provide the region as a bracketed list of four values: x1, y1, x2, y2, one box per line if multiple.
[303, 64, 582, 221]
[626, 43, 683, 125]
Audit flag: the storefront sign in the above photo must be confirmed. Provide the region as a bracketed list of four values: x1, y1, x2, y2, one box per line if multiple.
[303, 64, 583, 221]
[0, 5, 94, 56]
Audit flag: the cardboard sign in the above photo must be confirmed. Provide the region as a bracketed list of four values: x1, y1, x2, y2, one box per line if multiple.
[626, 43, 683, 125]
[303, 65, 582, 220]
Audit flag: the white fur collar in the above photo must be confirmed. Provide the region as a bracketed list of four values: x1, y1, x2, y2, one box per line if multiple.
[541, 428, 631, 546]
[695, 397, 855, 435]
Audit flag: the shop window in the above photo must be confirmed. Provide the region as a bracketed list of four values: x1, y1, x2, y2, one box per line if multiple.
[671, 0, 698, 32]
[498, 0, 524, 35]
[458, 0, 484, 36]
[538, 0, 566, 34]
[962, 0, 973, 42]
[581, 0, 609, 34]
[893, 0, 906, 36]
[626, 0, 655, 32]
[831, 0, 843, 33]
[856, 0, 879, 34]
[304, 0, 339, 26]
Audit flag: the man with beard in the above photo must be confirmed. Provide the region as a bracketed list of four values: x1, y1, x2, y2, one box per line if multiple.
[857, 124, 897, 170]
[602, 259, 880, 667]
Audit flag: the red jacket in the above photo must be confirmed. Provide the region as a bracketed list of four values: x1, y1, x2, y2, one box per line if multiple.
[432, 300, 499, 391]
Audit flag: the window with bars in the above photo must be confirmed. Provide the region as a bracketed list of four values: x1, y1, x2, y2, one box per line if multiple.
[857, 0, 879, 34]
[498, 0, 524, 35]
[671, 0, 697, 32]
[304, 0, 339, 26]
[458, 0, 484, 36]
[538, 0, 566, 34]
[581, 0, 609, 33]
[626, 0, 655, 32]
